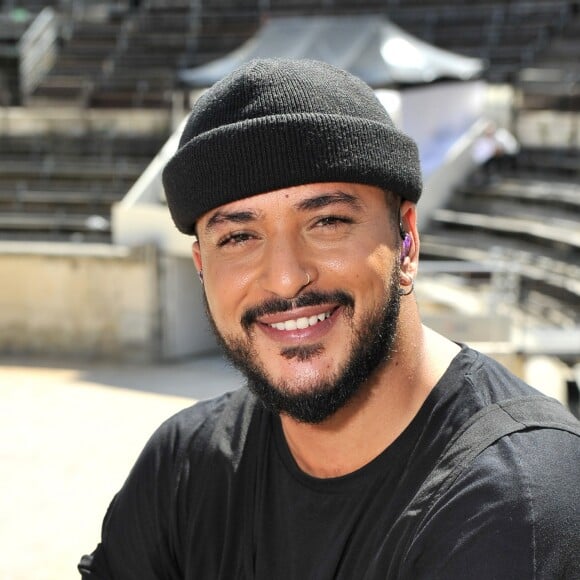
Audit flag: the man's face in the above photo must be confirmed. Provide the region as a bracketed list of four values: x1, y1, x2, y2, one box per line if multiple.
[194, 182, 403, 423]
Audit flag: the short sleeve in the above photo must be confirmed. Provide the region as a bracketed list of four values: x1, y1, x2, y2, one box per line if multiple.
[78, 405, 198, 580]
[78, 390, 258, 580]
[403, 429, 580, 579]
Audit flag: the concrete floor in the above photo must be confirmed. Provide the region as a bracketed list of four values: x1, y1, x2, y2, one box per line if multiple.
[0, 354, 244, 580]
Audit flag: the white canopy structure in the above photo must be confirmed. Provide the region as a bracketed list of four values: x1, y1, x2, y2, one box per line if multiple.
[179, 14, 484, 88]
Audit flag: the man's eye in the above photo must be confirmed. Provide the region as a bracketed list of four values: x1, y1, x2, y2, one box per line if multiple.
[315, 216, 353, 228]
[217, 232, 254, 247]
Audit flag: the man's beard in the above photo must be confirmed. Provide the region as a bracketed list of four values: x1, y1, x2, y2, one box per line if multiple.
[205, 265, 401, 424]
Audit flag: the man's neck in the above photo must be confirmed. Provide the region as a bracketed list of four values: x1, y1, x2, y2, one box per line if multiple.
[279, 324, 460, 478]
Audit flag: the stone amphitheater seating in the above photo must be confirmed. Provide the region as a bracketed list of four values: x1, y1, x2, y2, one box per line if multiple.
[422, 147, 580, 326]
[0, 0, 578, 365]
[516, 8, 580, 111]
[0, 133, 166, 242]
[388, 1, 572, 82]
[11, 0, 573, 112]
[2, 2, 579, 267]
[22, 0, 576, 108]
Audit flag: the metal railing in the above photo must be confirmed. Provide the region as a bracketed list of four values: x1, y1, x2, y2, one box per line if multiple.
[18, 6, 58, 100]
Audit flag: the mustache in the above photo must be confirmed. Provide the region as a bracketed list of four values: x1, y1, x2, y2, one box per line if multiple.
[241, 290, 355, 330]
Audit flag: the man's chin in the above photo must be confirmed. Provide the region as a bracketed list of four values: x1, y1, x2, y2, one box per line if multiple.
[246, 375, 347, 425]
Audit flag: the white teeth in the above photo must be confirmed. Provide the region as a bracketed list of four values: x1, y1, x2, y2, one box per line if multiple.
[296, 317, 309, 329]
[270, 311, 331, 331]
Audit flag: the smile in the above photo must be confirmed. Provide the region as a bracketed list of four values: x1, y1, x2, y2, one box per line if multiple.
[268, 311, 332, 331]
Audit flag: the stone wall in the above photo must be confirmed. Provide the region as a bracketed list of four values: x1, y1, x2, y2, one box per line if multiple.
[0, 244, 160, 360]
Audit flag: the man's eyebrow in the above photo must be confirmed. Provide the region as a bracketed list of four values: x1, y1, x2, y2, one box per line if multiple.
[204, 209, 260, 233]
[294, 191, 363, 212]
[203, 191, 362, 233]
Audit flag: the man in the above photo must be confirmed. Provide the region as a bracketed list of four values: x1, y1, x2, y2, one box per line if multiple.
[79, 59, 580, 579]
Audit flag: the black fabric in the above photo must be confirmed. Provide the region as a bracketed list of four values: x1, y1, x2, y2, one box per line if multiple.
[384, 396, 580, 578]
[162, 59, 422, 234]
[79, 347, 580, 579]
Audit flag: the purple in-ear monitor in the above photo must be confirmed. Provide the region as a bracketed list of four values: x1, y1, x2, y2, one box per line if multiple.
[400, 233, 411, 260]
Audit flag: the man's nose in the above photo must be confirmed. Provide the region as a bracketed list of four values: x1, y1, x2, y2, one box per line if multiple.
[257, 236, 313, 299]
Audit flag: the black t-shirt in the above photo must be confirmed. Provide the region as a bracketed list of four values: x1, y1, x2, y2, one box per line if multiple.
[79, 347, 580, 579]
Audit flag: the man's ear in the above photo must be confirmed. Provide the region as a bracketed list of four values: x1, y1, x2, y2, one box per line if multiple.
[399, 201, 419, 276]
[192, 239, 203, 272]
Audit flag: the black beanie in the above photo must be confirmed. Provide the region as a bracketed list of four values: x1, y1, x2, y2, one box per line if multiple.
[162, 58, 422, 234]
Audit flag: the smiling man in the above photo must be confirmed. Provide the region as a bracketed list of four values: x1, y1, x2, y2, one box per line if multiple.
[196, 183, 411, 430]
[79, 59, 580, 579]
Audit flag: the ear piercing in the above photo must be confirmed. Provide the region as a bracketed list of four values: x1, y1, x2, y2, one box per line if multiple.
[398, 278, 414, 296]
[198, 270, 204, 284]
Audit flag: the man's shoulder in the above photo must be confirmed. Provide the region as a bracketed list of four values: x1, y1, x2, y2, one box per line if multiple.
[462, 418, 580, 562]
[462, 347, 536, 397]
[450, 394, 580, 537]
[455, 353, 580, 495]
[403, 395, 580, 578]
[429, 350, 580, 536]
[404, 426, 580, 578]
[467, 406, 580, 490]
